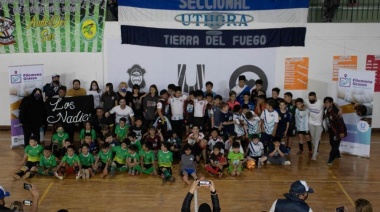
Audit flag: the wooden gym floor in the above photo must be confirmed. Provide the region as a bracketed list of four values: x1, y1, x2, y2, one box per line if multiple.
[0, 129, 379, 212]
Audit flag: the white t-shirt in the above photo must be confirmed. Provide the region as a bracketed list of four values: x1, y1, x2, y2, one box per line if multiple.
[87, 90, 102, 109]
[260, 109, 279, 134]
[304, 99, 324, 126]
[187, 133, 205, 146]
[194, 99, 206, 118]
[233, 113, 245, 137]
[224, 140, 244, 154]
[242, 111, 261, 134]
[208, 136, 224, 151]
[169, 95, 187, 120]
[109, 105, 134, 125]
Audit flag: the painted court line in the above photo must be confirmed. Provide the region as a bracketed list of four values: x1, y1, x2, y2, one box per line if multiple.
[38, 181, 54, 206]
[337, 181, 355, 207]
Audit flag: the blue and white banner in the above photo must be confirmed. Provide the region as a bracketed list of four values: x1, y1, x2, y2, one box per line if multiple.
[337, 69, 375, 158]
[119, 0, 309, 48]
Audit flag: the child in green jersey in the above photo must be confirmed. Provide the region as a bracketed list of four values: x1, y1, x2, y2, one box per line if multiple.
[128, 131, 142, 152]
[127, 144, 140, 175]
[158, 142, 175, 183]
[14, 136, 44, 180]
[54, 145, 82, 180]
[30, 146, 57, 177]
[79, 143, 96, 179]
[51, 125, 69, 157]
[227, 141, 244, 176]
[110, 139, 130, 177]
[79, 121, 96, 144]
[95, 142, 113, 178]
[115, 117, 129, 142]
[135, 142, 156, 175]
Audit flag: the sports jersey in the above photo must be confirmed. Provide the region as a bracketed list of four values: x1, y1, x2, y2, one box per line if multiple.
[51, 133, 69, 148]
[112, 146, 129, 164]
[227, 101, 240, 111]
[79, 152, 95, 167]
[127, 152, 140, 163]
[227, 151, 244, 166]
[209, 153, 225, 164]
[276, 109, 290, 131]
[295, 108, 309, 131]
[158, 150, 173, 167]
[157, 99, 170, 117]
[109, 105, 134, 124]
[232, 84, 250, 104]
[187, 133, 204, 146]
[220, 111, 234, 135]
[194, 99, 206, 118]
[145, 135, 161, 151]
[248, 142, 264, 157]
[61, 154, 80, 166]
[98, 150, 113, 164]
[260, 109, 279, 134]
[233, 113, 245, 137]
[40, 155, 57, 168]
[169, 95, 187, 120]
[208, 136, 223, 151]
[181, 154, 196, 171]
[242, 111, 261, 135]
[130, 140, 142, 152]
[79, 129, 96, 140]
[115, 125, 129, 141]
[211, 105, 221, 127]
[304, 99, 324, 126]
[25, 144, 44, 162]
[140, 150, 155, 164]
[286, 103, 296, 123]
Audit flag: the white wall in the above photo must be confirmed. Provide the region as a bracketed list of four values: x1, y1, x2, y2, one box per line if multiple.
[1, 23, 380, 126]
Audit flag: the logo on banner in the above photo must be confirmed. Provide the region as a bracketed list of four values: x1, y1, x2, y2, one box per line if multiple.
[127, 65, 146, 88]
[10, 71, 22, 84]
[0, 16, 15, 45]
[229, 65, 268, 92]
[81, 17, 98, 41]
[339, 74, 351, 87]
[178, 64, 205, 93]
[357, 121, 369, 132]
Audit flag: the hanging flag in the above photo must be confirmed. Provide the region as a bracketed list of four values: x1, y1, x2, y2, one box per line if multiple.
[119, 0, 309, 48]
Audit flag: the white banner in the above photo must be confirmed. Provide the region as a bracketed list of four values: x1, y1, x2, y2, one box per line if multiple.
[8, 64, 44, 148]
[106, 38, 276, 99]
[337, 69, 374, 157]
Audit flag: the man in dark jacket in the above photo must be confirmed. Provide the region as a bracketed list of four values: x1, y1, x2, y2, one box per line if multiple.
[270, 180, 314, 212]
[19, 88, 47, 146]
[43, 74, 63, 100]
[181, 180, 221, 212]
[324, 97, 347, 165]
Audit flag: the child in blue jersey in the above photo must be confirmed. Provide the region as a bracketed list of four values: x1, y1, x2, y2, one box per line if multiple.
[218, 102, 234, 141]
[295, 98, 311, 155]
[260, 99, 279, 153]
[83, 133, 99, 155]
[276, 100, 290, 144]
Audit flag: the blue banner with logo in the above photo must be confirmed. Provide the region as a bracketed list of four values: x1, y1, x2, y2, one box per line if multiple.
[118, 0, 309, 48]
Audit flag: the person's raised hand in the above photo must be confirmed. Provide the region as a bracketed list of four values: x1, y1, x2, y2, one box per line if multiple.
[209, 180, 216, 192]
[189, 180, 199, 194]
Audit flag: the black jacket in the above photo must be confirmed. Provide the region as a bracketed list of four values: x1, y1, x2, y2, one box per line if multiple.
[274, 193, 311, 212]
[181, 192, 221, 212]
[19, 89, 47, 127]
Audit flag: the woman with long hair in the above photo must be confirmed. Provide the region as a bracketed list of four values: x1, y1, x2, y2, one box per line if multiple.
[88, 80, 102, 109]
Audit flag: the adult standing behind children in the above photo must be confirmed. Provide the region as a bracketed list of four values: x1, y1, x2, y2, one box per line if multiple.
[143, 84, 159, 127]
[19, 88, 46, 146]
[88, 80, 102, 109]
[270, 180, 314, 212]
[43, 74, 63, 100]
[106, 98, 135, 126]
[66, 79, 86, 97]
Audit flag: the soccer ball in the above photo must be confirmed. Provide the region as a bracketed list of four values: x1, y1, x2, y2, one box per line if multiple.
[246, 160, 256, 169]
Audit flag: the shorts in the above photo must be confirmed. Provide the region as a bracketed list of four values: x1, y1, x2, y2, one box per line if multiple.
[82, 165, 92, 169]
[158, 166, 172, 175]
[260, 133, 273, 145]
[185, 114, 194, 127]
[248, 156, 261, 164]
[112, 161, 125, 168]
[37, 167, 54, 176]
[297, 131, 310, 135]
[25, 161, 39, 170]
[227, 165, 242, 173]
[100, 161, 110, 170]
[287, 124, 296, 137]
[193, 117, 205, 131]
[143, 164, 153, 169]
[182, 168, 195, 175]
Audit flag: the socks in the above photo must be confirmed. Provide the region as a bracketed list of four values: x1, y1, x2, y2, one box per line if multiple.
[16, 170, 25, 177]
[307, 141, 312, 151]
[299, 143, 304, 151]
[163, 169, 171, 178]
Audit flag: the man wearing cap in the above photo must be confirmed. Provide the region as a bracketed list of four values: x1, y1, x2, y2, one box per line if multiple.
[269, 180, 314, 212]
[0, 185, 12, 211]
[0, 184, 39, 212]
[232, 75, 251, 104]
[43, 74, 63, 100]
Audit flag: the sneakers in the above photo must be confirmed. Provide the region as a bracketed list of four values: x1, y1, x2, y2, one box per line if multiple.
[311, 156, 317, 161]
[283, 161, 291, 165]
[76, 171, 82, 180]
[327, 158, 334, 166]
[54, 172, 63, 180]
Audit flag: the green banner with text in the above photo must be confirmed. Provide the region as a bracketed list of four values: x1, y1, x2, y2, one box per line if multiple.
[0, 0, 106, 53]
